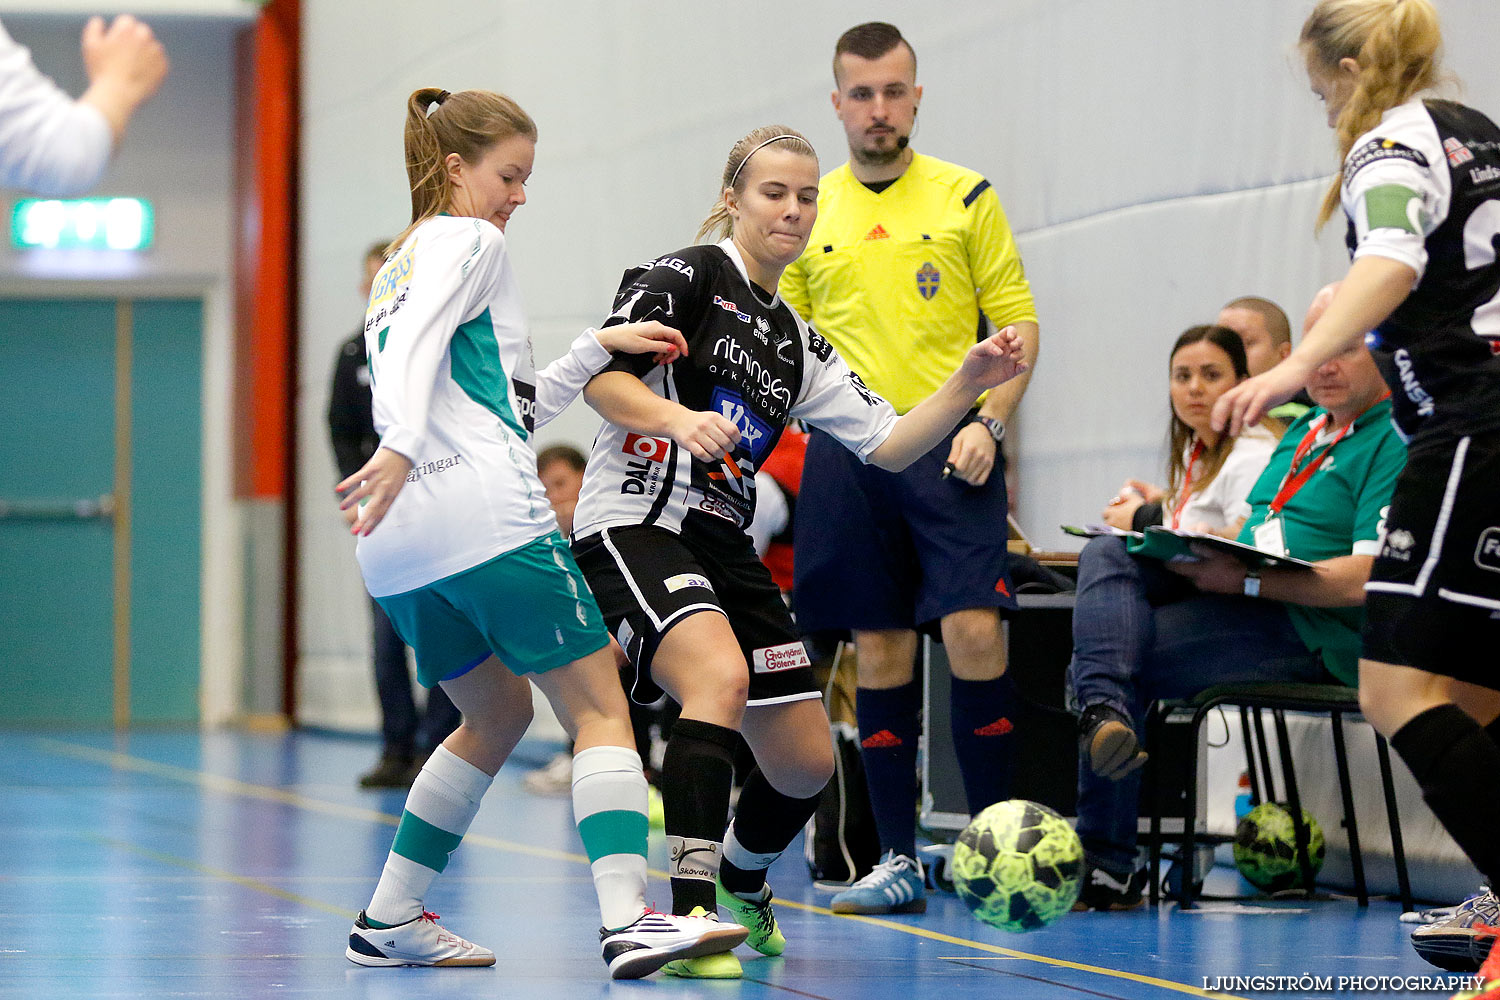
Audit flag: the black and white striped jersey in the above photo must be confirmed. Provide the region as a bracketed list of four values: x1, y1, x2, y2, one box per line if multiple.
[573, 239, 898, 539]
[1343, 98, 1500, 437]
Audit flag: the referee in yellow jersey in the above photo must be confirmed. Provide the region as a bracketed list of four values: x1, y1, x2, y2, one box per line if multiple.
[780, 21, 1040, 915]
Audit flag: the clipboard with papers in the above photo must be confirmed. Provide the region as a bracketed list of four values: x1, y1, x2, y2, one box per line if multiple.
[1060, 524, 1317, 570]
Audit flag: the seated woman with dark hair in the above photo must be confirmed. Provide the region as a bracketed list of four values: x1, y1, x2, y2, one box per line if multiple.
[1102, 325, 1283, 539]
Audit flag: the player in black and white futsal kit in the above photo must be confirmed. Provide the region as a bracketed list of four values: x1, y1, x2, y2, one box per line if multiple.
[1216, 3, 1500, 991]
[570, 125, 1027, 978]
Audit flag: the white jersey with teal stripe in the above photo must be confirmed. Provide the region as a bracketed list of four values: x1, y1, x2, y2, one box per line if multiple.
[357, 215, 612, 597]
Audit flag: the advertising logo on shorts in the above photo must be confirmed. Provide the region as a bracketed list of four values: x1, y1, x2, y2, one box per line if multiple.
[1475, 527, 1500, 575]
[710, 387, 775, 463]
[752, 641, 813, 675]
[1381, 528, 1416, 563]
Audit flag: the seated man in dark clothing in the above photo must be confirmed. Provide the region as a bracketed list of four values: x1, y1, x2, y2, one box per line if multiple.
[1067, 331, 1405, 910]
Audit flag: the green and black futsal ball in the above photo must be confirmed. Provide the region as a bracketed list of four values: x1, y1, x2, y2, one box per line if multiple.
[1233, 801, 1325, 892]
[952, 800, 1083, 932]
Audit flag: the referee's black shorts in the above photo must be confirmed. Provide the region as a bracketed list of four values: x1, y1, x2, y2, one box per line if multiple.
[1363, 427, 1500, 688]
[572, 520, 821, 707]
[793, 421, 1016, 637]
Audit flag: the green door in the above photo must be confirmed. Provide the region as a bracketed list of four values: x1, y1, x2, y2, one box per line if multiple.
[0, 297, 202, 724]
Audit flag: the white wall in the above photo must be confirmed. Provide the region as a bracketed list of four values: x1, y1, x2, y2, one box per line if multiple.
[0, 14, 246, 724]
[296, 1, 1500, 728]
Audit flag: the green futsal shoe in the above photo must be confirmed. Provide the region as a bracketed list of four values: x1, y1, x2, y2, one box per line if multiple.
[716, 880, 785, 956]
[660, 907, 744, 979]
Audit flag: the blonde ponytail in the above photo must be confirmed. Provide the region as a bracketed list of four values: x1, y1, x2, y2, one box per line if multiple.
[1300, 0, 1444, 230]
[388, 87, 538, 252]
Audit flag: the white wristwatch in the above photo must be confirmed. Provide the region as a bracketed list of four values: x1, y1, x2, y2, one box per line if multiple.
[1243, 569, 1262, 598]
[975, 415, 1006, 442]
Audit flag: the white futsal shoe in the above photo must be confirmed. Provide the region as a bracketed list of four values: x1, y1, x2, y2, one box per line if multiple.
[600, 907, 749, 980]
[345, 909, 495, 967]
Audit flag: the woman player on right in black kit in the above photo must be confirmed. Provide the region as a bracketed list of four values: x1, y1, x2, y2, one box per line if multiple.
[1216, 3, 1500, 994]
[569, 125, 1027, 978]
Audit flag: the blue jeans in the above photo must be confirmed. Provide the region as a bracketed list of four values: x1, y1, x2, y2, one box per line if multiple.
[1067, 536, 1329, 872]
[372, 598, 460, 757]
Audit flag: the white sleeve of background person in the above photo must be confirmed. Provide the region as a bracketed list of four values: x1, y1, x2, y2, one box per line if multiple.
[746, 473, 787, 556]
[790, 317, 899, 461]
[368, 223, 494, 461]
[1179, 422, 1279, 530]
[532, 329, 612, 428]
[0, 20, 113, 195]
[1342, 99, 1449, 281]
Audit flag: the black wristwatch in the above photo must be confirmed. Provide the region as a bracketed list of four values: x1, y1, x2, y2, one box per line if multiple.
[974, 415, 1005, 443]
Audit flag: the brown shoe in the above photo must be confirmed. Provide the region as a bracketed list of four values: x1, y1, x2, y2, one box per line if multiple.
[1078, 704, 1147, 780]
[358, 751, 415, 789]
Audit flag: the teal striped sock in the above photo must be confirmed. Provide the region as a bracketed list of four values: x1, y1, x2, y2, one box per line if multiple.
[573, 745, 649, 929]
[366, 745, 492, 926]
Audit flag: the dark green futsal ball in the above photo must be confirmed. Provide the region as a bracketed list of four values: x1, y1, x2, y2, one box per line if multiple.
[1233, 801, 1325, 892]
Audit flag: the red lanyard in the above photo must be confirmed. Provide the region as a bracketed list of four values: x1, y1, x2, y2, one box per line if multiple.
[1169, 439, 1206, 529]
[1267, 392, 1390, 516]
[1268, 417, 1347, 517]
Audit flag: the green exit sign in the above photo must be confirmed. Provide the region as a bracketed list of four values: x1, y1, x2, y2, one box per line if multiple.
[10, 197, 154, 250]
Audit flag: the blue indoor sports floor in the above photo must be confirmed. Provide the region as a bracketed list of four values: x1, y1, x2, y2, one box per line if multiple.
[0, 728, 1473, 999]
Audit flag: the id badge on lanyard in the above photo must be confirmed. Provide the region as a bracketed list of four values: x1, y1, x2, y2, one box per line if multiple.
[1253, 516, 1287, 557]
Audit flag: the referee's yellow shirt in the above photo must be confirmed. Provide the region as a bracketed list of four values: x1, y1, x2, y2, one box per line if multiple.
[780, 153, 1037, 415]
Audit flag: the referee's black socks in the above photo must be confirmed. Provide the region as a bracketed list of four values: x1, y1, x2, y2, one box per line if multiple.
[661, 717, 739, 915]
[950, 673, 1019, 816]
[855, 680, 922, 860]
[1390, 703, 1500, 889]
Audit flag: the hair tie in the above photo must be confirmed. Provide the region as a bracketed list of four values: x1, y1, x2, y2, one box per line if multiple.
[427, 90, 450, 117]
[728, 134, 803, 189]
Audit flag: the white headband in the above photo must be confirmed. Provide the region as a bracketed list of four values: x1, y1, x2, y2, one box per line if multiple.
[728, 134, 803, 189]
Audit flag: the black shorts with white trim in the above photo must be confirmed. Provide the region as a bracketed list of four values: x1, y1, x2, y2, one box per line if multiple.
[572, 517, 820, 707]
[1364, 428, 1500, 684]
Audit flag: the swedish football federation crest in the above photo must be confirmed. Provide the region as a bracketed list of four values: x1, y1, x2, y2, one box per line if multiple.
[916, 262, 940, 300]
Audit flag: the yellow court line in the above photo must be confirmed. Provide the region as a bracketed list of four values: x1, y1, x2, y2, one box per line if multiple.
[43, 737, 1243, 999]
[40, 738, 582, 864]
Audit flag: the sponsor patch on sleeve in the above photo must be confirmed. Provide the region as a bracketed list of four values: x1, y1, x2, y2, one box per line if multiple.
[1362, 183, 1425, 234]
[1344, 138, 1430, 184]
[751, 641, 813, 674]
[806, 328, 834, 363]
[664, 573, 713, 593]
[844, 370, 884, 407]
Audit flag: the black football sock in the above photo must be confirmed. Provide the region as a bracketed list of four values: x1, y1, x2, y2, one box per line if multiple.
[720, 767, 825, 895]
[660, 717, 739, 914]
[1391, 704, 1500, 888]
